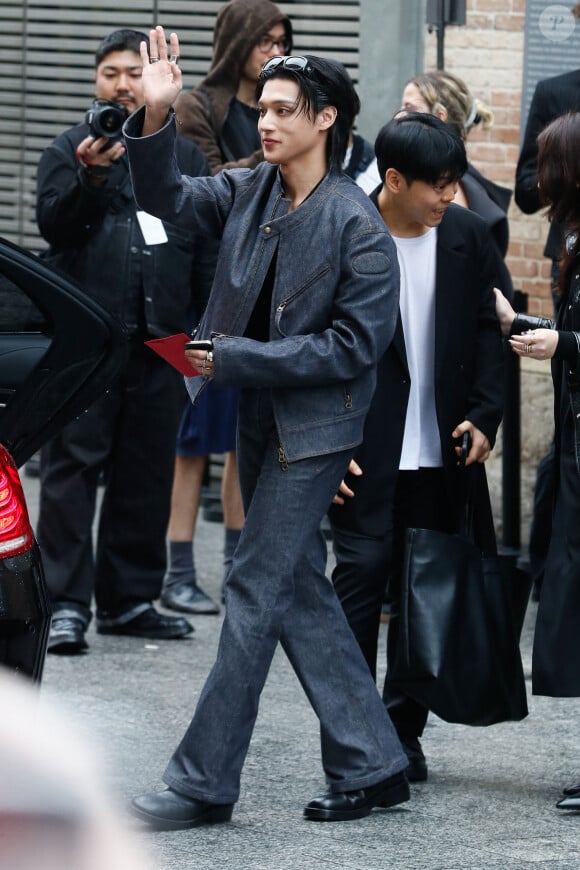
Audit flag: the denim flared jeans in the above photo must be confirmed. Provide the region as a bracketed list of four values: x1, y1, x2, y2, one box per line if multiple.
[164, 389, 406, 804]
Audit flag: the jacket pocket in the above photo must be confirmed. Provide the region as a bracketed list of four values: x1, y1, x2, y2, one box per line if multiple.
[274, 265, 331, 336]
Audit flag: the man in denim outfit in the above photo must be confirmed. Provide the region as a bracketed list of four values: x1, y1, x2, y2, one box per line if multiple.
[123, 26, 408, 828]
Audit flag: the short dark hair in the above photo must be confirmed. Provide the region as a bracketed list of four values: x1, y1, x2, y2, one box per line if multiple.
[255, 55, 360, 170]
[94, 29, 149, 67]
[375, 112, 467, 186]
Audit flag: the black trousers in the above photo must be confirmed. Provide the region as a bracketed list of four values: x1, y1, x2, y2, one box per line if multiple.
[332, 467, 455, 739]
[36, 346, 182, 621]
[529, 440, 556, 595]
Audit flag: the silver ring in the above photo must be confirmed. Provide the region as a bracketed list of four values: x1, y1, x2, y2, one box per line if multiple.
[150, 56, 160, 63]
[170, 55, 180, 64]
[206, 351, 214, 363]
[524, 344, 531, 353]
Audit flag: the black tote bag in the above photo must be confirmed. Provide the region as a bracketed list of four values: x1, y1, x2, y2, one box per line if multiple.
[387, 522, 531, 726]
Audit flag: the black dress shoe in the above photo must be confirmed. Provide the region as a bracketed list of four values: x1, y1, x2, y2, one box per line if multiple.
[96, 606, 193, 639]
[563, 782, 580, 797]
[47, 616, 88, 655]
[161, 583, 219, 615]
[304, 771, 409, 821]
[131, 788, 234, 830]
[556, 795, 580, 811]
[400, 735, 428, 782]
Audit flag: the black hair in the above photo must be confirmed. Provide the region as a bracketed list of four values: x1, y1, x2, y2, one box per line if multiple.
[94, 29, 149, 67]
[375, 112, 467, 187]
[255, 55, 360, 170]
[537, 112, 580, 298]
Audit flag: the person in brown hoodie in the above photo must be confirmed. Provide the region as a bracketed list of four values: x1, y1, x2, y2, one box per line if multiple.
[174, 0, 293, 173]
[160, 0, 293, 616]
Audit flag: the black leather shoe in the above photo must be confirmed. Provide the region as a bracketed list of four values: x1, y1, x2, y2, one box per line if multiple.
[400, 736, 428, 782]
[304, 771, 409, 821]
[96, 606, 193, 639]
[161, 583, 219, 615]
[556, 795, 580, 811]
[131, 788, 234, 830]
[47, 616, 88, 655]
[563, 782, 580, 797]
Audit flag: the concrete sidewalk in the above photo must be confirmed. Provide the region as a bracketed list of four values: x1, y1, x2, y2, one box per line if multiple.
[23, 472, 580, 869]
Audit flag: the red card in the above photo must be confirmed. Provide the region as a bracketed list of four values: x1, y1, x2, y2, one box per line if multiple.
[144, 333, 199, 376]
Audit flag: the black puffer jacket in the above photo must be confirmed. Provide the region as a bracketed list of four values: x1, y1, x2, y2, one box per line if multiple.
[36, 122, 215, 336]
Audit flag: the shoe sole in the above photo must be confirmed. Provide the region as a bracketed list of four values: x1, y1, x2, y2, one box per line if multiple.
[131, 801, 233, 831]
[96, 625, 194, 639]
[160, 597, 220, 615]
[47, 639, 88, 655]
[304, 777, 410, 822]
[556, 800, 580, 811]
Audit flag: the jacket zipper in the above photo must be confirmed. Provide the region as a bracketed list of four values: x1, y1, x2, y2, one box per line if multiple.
[278, 444, 289, 471]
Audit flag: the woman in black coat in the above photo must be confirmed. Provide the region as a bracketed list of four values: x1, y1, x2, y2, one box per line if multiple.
[494, 111, 580, 811]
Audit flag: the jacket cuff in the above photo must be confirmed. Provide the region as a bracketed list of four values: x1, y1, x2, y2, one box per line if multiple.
[512, 313, 554, 334]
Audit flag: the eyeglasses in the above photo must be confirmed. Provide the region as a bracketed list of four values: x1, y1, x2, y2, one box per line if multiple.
[256, 35, 291, 54]
[259, 56, 313, 80]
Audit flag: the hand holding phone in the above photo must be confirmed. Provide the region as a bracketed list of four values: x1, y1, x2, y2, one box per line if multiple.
[459, 431, 472, 468]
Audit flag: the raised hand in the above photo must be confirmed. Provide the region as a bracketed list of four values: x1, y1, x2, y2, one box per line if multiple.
[140, 26, 183, 133]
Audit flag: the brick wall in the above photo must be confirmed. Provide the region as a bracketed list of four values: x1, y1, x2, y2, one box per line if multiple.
[424, 0, 554, 316]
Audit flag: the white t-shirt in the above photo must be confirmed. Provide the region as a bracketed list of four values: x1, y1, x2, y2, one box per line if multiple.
[356, 158, 381, 194]
[394, 227, 443, 470]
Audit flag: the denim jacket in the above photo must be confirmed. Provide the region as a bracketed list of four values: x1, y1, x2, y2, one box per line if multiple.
[513, 258, 580, 473]
[124, 108, 399, 462]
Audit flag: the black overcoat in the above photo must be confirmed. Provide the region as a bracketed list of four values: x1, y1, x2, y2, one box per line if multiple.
[532, 258, 580, 696]
[330, 201, 504, 549]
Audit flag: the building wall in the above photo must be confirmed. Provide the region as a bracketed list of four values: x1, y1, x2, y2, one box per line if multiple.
[423, 0, 552, 317]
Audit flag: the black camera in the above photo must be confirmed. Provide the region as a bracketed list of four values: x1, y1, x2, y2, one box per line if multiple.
[85, 99, 128, 140]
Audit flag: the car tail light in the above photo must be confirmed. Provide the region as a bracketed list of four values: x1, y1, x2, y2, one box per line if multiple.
[0, 445, 34, 557]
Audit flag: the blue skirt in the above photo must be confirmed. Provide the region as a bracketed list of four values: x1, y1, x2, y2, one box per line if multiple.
[176, 382, 239, 456]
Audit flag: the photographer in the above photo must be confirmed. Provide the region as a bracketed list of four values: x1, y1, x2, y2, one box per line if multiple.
[35, 29, 214, 654]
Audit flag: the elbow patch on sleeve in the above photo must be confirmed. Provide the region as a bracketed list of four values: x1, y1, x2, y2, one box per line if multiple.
[352, 251, 392, 274]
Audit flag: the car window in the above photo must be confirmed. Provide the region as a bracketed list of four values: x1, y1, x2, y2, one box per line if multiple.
[0, 274, 47, 333]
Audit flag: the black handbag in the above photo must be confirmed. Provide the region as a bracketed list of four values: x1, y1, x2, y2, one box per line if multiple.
[387, 475, 531, 726]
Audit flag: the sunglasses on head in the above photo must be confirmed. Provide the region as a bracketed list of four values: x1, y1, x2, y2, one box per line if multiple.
[259, 55, 313, 80]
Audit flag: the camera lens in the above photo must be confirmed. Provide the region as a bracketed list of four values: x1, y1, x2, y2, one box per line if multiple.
[98, 107, 123, 135]
[85, 100, 128, 139]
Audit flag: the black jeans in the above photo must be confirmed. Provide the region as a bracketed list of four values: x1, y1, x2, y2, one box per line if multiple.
[37, 347, 182, 621]
[332, 467, 455, 738]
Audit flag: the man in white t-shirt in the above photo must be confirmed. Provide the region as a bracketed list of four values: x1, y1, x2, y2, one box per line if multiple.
[329, 113, 504, 784]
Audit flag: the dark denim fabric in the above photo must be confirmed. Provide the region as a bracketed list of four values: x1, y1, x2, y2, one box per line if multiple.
[163, 391, 407, 803]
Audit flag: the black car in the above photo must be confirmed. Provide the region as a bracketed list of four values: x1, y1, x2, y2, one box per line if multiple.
[0, 237, 128, 682]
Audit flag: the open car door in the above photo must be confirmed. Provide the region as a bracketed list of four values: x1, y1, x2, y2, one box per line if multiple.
[0, 237, 129, 467]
